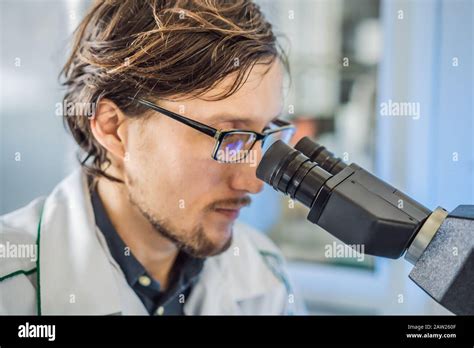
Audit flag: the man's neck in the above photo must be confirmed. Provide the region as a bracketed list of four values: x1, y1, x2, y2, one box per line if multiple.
[95, 176, 179, 290]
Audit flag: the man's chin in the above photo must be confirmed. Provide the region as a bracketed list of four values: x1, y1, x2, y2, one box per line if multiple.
[197, 225, 234, 257]
[207, 233, 233, 257]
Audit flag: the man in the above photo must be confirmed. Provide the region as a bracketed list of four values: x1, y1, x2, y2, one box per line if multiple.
[0, 0, 300, 315]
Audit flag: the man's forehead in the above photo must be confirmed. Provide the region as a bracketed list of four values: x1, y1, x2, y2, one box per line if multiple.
[157, 60, 284, 125]
[196, 60, 284, 123]
[203, 107, 282, 125]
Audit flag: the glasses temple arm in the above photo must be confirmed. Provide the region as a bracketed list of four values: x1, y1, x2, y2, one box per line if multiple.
[129, 97, 217, 138]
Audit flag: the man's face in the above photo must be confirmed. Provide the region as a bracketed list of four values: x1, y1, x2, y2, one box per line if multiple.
[122, 60, 284, 257]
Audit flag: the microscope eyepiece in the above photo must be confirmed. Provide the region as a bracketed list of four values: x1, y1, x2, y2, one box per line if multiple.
[294, 137, 347, 175]
[256, 140, 332, 208]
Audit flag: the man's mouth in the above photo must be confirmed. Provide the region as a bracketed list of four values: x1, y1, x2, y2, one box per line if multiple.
[213, 207, 243, 220]
[211, 197, 251, 221]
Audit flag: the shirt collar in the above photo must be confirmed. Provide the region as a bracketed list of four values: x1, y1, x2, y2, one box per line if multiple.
[89, 178, 204, 290]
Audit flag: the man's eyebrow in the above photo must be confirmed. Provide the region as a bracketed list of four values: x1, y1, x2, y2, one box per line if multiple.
[206, 111, 282, 124]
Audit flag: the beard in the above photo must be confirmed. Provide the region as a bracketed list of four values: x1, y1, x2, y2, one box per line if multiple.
[125, 173, 234, 258]
[133, 200, 233, 258]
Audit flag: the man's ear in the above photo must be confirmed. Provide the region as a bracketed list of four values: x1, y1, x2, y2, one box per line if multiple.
[90, 98, 128, 161]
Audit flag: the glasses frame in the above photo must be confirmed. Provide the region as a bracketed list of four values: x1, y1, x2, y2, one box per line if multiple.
[128, 97, 296, 162]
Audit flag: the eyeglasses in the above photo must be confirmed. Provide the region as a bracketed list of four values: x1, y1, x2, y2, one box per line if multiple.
[128, 97, 296, 163]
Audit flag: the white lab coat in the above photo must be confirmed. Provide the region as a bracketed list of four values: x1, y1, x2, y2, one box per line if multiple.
[0, 168, 300, 315]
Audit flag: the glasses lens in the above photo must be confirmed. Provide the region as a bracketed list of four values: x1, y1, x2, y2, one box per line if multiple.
[262, 128, 295, 153]
[216, 132, 257, 162]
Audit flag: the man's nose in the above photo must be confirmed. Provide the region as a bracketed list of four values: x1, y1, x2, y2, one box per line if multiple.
[228, 146, 265, 194]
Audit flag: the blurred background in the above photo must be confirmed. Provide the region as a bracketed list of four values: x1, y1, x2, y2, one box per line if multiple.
[1, 0, 473, 314]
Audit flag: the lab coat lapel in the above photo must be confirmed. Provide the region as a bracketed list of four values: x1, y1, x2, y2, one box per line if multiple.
[39, 169, 123, 315]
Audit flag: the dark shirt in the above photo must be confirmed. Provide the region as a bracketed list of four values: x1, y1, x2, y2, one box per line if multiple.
[90, 181, 204, 315]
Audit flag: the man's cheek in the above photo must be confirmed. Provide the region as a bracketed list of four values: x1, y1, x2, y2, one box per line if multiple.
[173, 173, 214, 215]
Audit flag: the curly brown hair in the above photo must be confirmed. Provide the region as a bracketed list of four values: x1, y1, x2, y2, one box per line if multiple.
[61, 0, 287, 182]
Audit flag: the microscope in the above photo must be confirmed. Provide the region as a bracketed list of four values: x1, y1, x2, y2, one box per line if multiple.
[256, 137, 473, 315]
